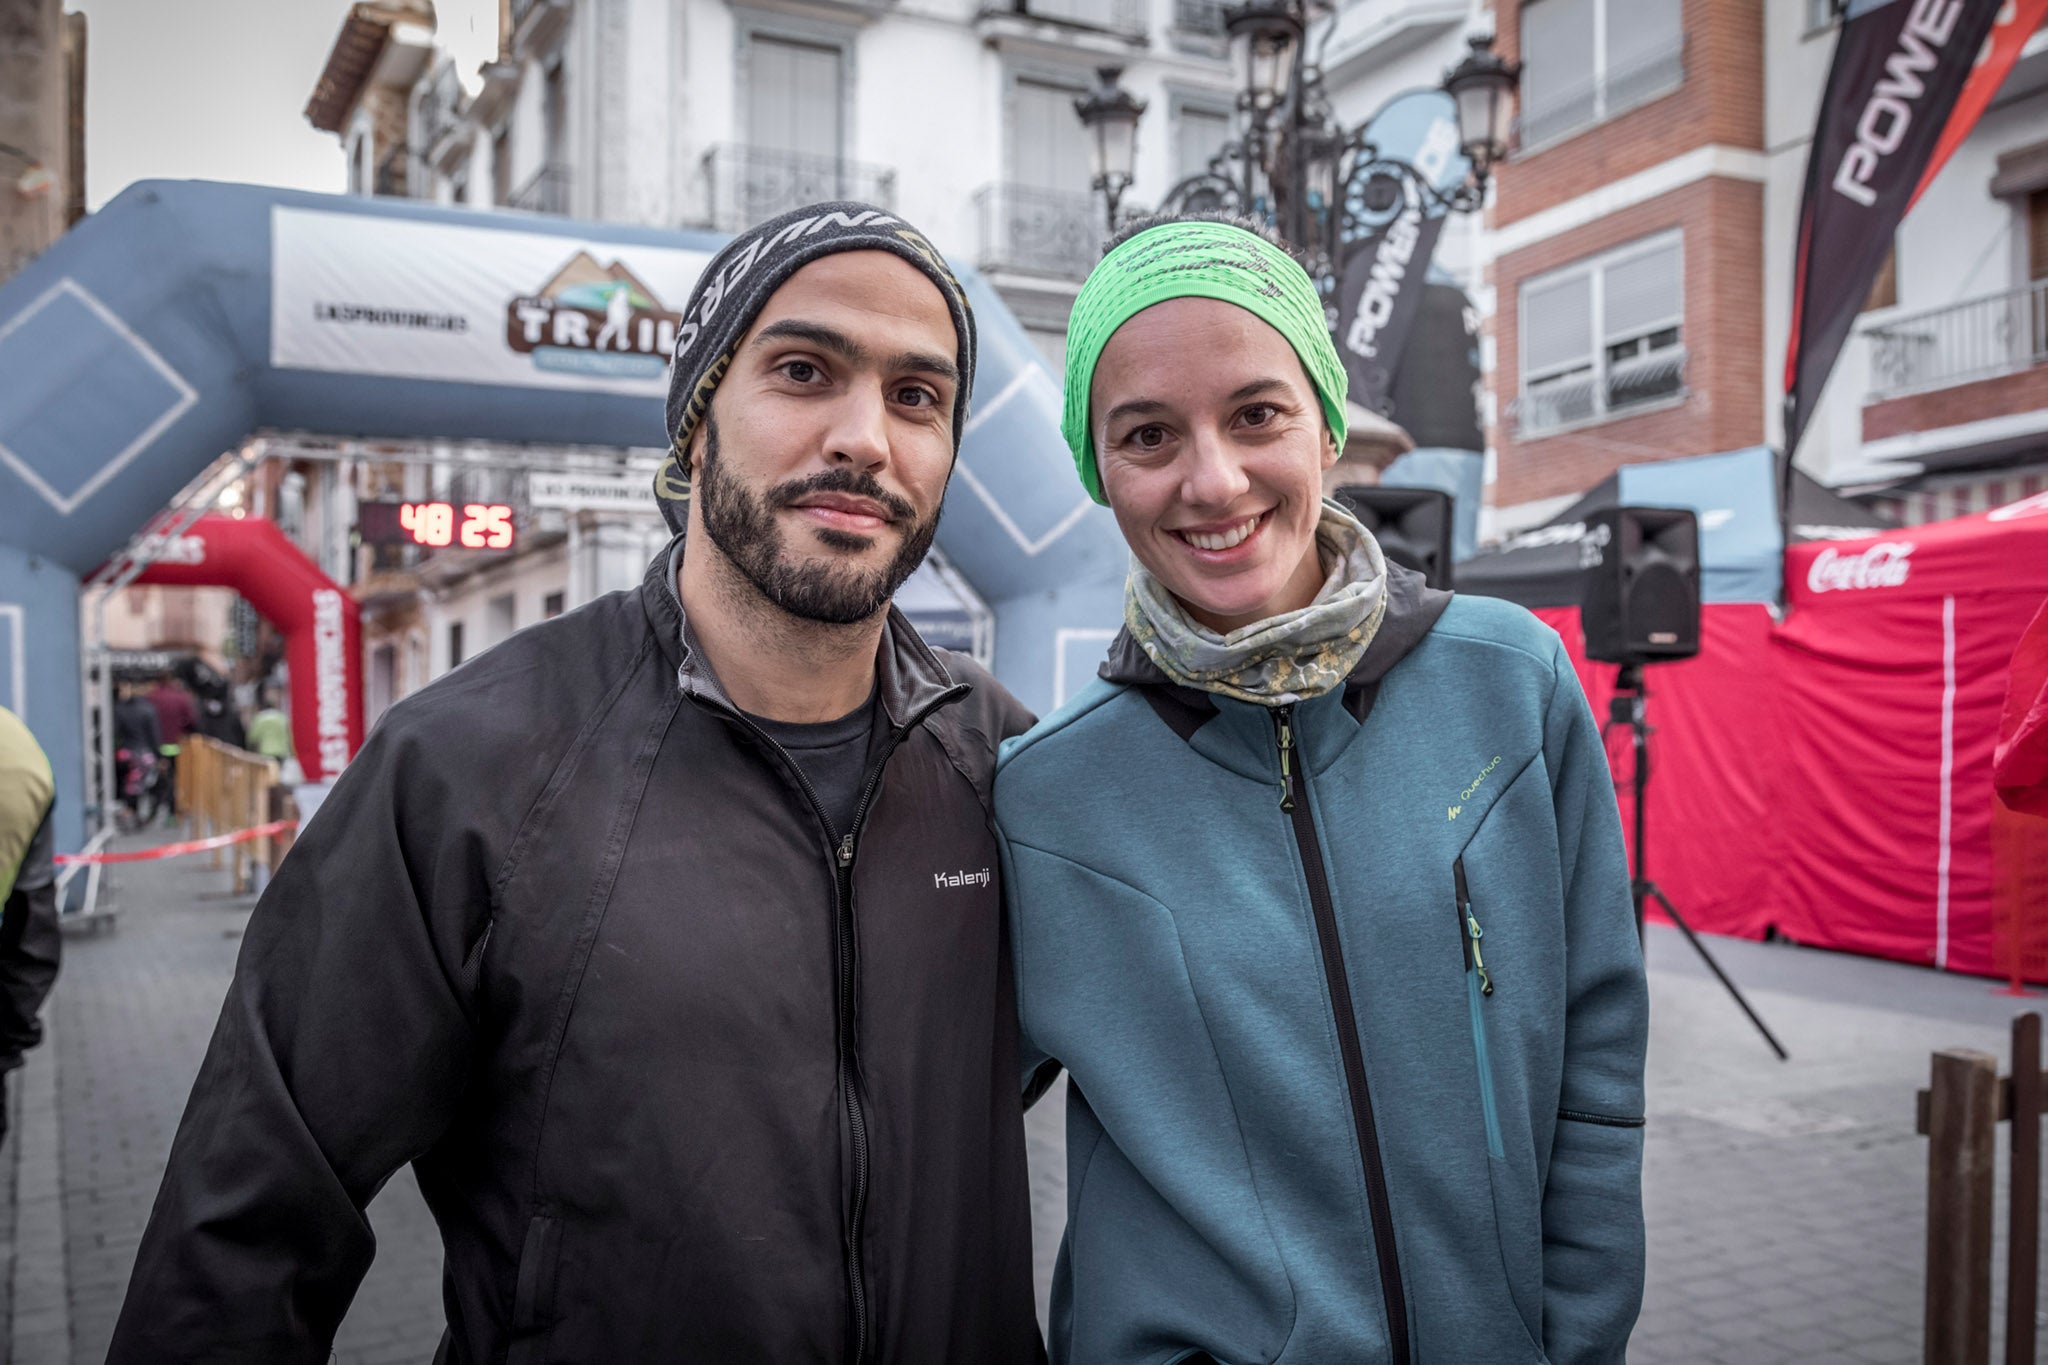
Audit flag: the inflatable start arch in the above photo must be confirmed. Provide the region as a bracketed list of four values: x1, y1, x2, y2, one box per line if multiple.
[0, 182, 1126, 855]
[129, 516, 363, 781]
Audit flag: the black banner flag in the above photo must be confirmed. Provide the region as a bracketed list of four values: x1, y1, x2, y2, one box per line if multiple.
[1782, 0, 2008, 462]
[1334, 194, 1448, 419]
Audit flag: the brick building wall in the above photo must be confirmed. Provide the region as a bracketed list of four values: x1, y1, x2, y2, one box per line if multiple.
[1483, 0, 1768, 516]
[1491, 176, 1766, 508]
[1864, 365, 2048, 442]
[1494, 0, 1765, 222]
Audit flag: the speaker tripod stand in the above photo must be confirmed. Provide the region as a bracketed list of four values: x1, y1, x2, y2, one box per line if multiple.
[1610, 665, 1789, 1061]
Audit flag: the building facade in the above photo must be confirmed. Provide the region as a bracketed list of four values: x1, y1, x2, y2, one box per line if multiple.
[1483, 0, 2048, 536]
[1768, 0, 2048, 524]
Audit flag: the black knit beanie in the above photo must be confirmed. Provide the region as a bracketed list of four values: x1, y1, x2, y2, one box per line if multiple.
[653, 202, 977, 534]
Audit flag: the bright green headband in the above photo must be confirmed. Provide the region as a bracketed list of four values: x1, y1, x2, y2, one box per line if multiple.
[1062, 221, 1349, 506]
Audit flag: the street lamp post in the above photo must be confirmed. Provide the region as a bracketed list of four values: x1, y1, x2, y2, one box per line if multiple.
[1073, 7, 1519, 285]
[1073, 66, 1146, 236]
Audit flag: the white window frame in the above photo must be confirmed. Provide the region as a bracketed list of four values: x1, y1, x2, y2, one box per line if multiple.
[1517, 230, 1686, 437]
[735, 9, 858, 163]
[1517, 0, 1685, 152]
[1168, 88, 1235, 185]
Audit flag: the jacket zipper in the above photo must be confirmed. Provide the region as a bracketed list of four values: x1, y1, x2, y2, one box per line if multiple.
[719, 685, 967, 1365]
[1454, 858, 1505, 1160]
[1270, 705, 1410, 1365]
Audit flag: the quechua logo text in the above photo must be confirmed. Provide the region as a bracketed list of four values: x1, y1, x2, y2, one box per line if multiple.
[507, 252, 681, 379]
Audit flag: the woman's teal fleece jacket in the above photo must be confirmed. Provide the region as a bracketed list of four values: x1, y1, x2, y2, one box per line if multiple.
[995, 567, 1648, 1365]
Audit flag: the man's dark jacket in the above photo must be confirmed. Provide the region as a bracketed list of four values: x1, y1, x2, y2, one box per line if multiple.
[110, 544, 1044, 1364]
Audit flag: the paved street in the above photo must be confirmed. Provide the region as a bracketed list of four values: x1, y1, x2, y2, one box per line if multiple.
[2, 833, 2042, 1363]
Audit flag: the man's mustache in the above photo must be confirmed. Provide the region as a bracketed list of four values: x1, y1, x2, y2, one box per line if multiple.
[767, 468, 918, 525]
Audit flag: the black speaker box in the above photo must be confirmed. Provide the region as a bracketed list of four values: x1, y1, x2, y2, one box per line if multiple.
[1580, 506, 1701, 664]
[1332, 485, 1455, 591]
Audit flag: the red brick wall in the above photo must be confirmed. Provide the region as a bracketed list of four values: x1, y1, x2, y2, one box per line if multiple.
[1494, 0, 1765, 226]
[1489, 176, 1765, 509]
[1863, 364, 2048, 442]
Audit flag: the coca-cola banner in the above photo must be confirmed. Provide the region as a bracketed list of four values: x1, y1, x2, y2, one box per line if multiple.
[1782, 0, 2013, 465]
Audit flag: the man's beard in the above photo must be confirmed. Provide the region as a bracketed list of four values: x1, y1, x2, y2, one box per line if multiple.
[695, 413, 942, 627]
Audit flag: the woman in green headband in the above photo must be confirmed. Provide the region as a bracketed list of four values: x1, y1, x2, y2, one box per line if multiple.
[996, 216, 1647, 1364]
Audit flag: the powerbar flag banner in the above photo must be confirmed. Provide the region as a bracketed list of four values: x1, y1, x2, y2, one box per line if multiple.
[1333, 91, 1471, 420]
[1782, 0, 2038, 462]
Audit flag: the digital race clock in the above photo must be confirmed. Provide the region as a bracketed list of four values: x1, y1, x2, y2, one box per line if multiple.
[357, 501, 517, 551]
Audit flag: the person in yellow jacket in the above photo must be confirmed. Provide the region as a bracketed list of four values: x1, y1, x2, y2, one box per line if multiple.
[0, 706, 61, 1148]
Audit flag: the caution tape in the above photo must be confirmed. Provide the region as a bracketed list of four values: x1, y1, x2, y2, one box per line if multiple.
[54, 820, 297, 866]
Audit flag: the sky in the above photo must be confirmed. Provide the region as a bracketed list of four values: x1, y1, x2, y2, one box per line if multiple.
[69, 0, 499, 212]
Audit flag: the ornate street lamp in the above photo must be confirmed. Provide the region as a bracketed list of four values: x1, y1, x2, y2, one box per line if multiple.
[1077, 9, 1520, 288]
[1225, 3, 1304, 110]
[1442, 34, 1521, 190]
[1073, 65, 1147, 234]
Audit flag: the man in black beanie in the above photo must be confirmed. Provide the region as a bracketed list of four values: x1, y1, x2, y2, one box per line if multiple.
[111, 204, 1045, 1364]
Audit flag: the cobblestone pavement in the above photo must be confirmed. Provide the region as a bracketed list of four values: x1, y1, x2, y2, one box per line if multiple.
[4, 829, 2042, 1362]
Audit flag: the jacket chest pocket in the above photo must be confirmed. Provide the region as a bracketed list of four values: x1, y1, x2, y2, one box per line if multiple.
[1453, 855, 1505, 1161]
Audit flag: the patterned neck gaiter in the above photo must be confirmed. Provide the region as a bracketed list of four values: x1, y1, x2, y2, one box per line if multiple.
[1124, 499, 1389, 707]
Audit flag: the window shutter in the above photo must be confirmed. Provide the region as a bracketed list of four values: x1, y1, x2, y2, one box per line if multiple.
[750, 36, 842, 160]
[1523, 269, 1595, 378]
[1175, 107, 1232, 182]
[1520, 0, 1596, 141]
[1603, 240, 1682, 342]
[1606, 0, 1684, 106]
[1012, 78, 1093, 190]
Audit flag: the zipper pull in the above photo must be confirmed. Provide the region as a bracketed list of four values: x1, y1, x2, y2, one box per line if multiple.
[837, 834, 855, 868]
[1275, 709, 1296, 812]
[1466, 912, 1494, 996]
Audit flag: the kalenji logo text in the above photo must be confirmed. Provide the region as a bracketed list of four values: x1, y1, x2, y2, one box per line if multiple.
[934, 869, 992, 891]
[1807, 542, 1915, 593]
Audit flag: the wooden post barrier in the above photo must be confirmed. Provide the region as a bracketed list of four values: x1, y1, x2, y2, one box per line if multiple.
[175, 736, 281, 895]
[2010, 1014, 2041, 1365]
[1918, 1014, 2047, 1365]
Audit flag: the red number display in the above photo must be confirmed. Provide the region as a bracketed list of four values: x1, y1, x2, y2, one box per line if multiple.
[365, 501, 516, 551]
[399, 501, 455, 547]
[461, 504, 514, 549]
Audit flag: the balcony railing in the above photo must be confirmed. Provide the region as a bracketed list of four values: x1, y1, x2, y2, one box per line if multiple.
[975, 183, 1101, 281]
[508, 164, 571, 216]
[989, 0, 1149, 37]
[1514, 346, 1689, 437]
[701, 144, 897, 233]
[416, 62, 466, 156]
[1865, 279, 2048, 403]
[1172, 0, 1228, 34]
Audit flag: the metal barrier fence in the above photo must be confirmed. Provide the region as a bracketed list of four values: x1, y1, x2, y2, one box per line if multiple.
[175, 735, 284, 895]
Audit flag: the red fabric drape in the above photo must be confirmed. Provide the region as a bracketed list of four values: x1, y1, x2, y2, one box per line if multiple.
[1519, 499, 2048, 977]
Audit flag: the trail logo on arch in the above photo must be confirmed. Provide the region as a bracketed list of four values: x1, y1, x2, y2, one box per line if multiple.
[271, 206, 712, 397]
[506, 253, 682, 380]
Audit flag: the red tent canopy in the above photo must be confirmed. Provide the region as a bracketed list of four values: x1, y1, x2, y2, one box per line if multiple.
[1532, 493, 2048, 977]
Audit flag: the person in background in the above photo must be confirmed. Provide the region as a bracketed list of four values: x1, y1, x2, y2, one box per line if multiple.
[0, 706, 62, 1149]
[1997, 598, 2048, 816]
[997, 215, 1647, 1364]
[147, 672, 196, 822]
[244, 691, 292, 764]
